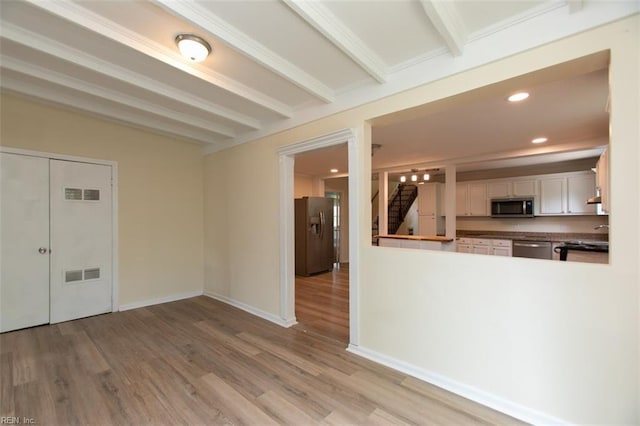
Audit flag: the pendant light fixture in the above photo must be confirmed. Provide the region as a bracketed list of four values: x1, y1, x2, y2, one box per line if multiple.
[175, 34, 212, 62]
[399, 168, 438, 185]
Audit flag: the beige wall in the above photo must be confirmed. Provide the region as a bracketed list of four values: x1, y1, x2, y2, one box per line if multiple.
[294, 174, 314, 197]
[1, 94, 204, 306]
[203, 16, 639, 424]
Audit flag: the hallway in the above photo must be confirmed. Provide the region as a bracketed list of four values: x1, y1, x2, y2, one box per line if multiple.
[294, 265, 349, 344]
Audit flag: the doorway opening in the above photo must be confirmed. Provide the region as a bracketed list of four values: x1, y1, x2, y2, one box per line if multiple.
[292, 146, 348, 343]
[277, 128, 360, 347]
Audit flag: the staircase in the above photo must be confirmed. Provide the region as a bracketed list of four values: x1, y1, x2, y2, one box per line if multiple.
[372, 184, 418, 240]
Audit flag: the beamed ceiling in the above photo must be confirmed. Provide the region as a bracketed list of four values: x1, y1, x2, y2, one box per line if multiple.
[0, 1, 638, 156]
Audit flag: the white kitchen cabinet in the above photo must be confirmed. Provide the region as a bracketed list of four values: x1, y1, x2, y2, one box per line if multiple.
[456, 238, 473, 253]
[487, 179, 536, 198]
[456, 237, 512, 256]
[418, 183, 444, 235]
[513, 180, 537, 197]
[567, 174, 597, 214]
[470, 238, 492, 255]
[456, 183, 487, 216]
[491, 239, 513, 256]
[538, 172, 597, 215]
[487, 181, 510, 198]
[539, 177, 565, 214]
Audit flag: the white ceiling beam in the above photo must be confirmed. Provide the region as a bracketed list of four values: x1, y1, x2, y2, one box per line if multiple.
[21, 0, 293, 118]
[282, 0, 387, 83]
[1, 78, 221, 146]
[568, 0, 584, 14]
[154, 0, 336, 103]
[0, 22, 262, 131]
[1, 56, 236, 139]
[419, 0, 467, 57]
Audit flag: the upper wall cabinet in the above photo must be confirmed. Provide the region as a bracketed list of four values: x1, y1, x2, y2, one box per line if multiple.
[538, 171, 597, 215]
[456, 183, 487, 216]
[487, 179, 536, 199]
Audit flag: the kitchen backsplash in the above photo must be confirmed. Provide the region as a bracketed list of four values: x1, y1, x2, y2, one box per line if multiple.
[456, 215, 609, 234]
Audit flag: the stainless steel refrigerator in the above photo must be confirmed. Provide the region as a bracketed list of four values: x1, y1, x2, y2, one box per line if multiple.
[295, 196, 334, 276]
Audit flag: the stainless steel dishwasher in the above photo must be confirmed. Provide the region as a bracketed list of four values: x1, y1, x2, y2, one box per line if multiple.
[513, 240, 552, 259]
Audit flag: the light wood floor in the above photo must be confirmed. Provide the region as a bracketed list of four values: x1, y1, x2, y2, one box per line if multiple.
[294, 264, 349, 344]
[1, 297, 524, 425]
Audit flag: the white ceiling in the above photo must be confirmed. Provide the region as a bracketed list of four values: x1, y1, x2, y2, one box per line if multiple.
[0, 0, 637, 160]
[295, 54, 610, 177]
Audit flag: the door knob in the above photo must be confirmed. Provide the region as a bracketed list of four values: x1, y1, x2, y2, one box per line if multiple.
[38, 247, 48, 254]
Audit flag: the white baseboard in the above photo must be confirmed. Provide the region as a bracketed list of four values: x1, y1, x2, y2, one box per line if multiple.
[204, 291, 297, 328]
[119, 290, 204, 312]
[347, 344, 568, 426]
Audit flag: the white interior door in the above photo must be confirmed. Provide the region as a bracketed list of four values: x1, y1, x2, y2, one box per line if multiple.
[0, 153, 50, 332]
[50, 160, 112, 324]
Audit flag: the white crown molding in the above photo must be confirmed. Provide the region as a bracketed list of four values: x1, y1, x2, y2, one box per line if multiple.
[282, 0, 387, 83]
[466, 0, 566, 42]
[419, 0, 467, 57]
[2, 78, 219, 146]
[1, 56, 235, 140]
[0, 21, 262, 132]
[387, 46, 450, 75]
[568, 0, 584, 14]
[22, 0, 293, 119]
[154, 0, 336, 103]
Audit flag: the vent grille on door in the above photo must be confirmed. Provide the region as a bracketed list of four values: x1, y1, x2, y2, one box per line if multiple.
[65, 270, 83, 282]
[83, 189, 100, 201]
[65, 188, 100, 201]
[64, 267, 101, 283]
[65, 188, 83, 200]
[83, 268, 100, 280]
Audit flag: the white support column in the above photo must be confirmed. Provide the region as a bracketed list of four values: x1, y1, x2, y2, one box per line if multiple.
[378, 171, 389, 235]
[445, 165, 456, 240]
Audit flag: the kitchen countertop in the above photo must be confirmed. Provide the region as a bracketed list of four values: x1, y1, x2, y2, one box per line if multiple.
[456, 230, 608, 243]
[376, 234, 454, 242]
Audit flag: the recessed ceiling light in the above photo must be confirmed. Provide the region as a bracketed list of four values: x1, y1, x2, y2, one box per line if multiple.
[532, 137, 548, 144]
[508, 92, 529, 102]
[330, 168, 338, 173]
[175, 34, 211, 62]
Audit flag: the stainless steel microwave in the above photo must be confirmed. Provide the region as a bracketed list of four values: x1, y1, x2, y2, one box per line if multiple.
[491, 198, 534, 218]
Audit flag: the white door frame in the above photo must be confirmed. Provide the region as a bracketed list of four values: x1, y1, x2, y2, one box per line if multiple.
[0, 147, 119, 312]
[277, 128, 361, 346]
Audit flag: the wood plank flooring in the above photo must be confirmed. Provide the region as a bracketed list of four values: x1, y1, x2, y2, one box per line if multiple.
[294, 265, 349, 344]
[0, 297, 525, 425]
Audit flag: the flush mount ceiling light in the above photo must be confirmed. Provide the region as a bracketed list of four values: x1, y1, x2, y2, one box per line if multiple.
[507, 92, 529, 102]
[330, 168, 338, 173]
[532, 137, 548, 144]
[175, 34, 211, 62]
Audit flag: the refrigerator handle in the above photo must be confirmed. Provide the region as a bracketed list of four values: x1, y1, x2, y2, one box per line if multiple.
[319, 211, 324, 239]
